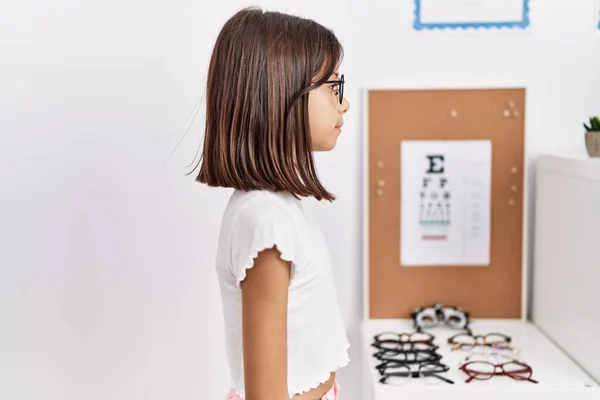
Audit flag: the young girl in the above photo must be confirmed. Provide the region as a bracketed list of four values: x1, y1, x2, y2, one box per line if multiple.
[198, 7, 351, 400]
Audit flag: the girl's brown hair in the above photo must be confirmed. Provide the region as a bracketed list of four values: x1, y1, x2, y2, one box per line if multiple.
[196, 7, 343, 201]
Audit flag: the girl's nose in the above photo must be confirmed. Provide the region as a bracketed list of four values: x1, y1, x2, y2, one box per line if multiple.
[341, 97, 350, 114]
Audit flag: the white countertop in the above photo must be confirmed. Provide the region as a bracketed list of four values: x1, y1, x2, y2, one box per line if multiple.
[361, 319, 600, 400]
[536, 148, 600, 181]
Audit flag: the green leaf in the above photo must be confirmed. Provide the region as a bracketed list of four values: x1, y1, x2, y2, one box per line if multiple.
[584, 116, 600, 131]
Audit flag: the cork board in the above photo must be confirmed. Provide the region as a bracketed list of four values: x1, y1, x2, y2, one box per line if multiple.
[366, 88, 525, 319]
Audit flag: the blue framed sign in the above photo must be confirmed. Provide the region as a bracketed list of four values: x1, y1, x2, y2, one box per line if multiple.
[597, 0, 600, 30]
[414, 0, 530, 31]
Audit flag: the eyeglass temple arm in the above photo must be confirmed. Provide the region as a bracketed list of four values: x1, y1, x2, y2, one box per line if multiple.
[502, 369, 538, 384]
[414, 371, 455, 384]
[432, 374, 455, 384]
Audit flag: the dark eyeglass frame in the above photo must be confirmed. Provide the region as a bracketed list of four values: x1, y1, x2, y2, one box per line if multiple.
[373, 331, 435, 344]
[323, 74, 345, 104]
[371, 340, 439, 353]
[460, 360, 538, 384]
[375, 354, 443, 373]
[373, 348, 441, 362]
[378, 362, 455, 385]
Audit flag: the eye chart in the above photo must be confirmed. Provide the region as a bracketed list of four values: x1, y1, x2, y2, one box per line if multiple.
[400, 140, 491, 266]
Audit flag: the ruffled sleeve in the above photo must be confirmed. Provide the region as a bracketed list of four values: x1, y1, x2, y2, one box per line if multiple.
[228, 201, 301, 288]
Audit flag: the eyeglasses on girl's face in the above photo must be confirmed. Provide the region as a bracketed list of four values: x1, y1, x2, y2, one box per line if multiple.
[323, 74, 344, 104]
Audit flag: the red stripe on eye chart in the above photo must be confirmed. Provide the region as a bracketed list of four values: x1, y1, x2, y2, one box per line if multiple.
[421, 235, 447, 240]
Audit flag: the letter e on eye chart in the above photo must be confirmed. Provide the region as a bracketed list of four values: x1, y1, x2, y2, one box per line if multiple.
[400, 140, 492, 267]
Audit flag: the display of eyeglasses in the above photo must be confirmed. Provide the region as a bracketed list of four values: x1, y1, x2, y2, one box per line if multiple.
[370, 304, 540, 387]
[361, 304, 600, 400]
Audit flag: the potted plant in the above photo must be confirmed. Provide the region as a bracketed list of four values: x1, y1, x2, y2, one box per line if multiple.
[584, 116, 600, 157]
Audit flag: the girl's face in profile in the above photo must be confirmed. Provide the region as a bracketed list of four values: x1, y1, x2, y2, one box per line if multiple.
[308, 70, 350, 152]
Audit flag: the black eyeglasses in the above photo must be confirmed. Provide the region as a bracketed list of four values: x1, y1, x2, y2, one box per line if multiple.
[373, 331, 435, 344]
[372, 340, 439, 353]
[372, 330, 439, 352]
[378, 362, 455, 385]
[323, 74, 344, 104]
[373, 349, 441, 364]
[375, 353, 443, 373]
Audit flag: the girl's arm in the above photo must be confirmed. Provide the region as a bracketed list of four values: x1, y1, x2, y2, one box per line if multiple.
[241, 245, 291, 400]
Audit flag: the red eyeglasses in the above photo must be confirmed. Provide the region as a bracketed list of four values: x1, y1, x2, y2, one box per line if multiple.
[460, 359, 538, 384]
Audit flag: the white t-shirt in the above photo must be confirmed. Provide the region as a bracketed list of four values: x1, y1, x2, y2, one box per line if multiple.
[215, 189, 350, 399]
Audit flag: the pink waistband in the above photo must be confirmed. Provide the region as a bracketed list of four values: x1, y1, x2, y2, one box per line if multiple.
[226, 380, 340, 400]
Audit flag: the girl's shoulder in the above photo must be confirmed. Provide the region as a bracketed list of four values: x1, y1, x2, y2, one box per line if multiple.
[226, 189, 301, 222]
[220, 190, 311, 285]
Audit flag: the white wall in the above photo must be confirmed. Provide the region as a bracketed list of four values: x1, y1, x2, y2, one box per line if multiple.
[1, 1, 599, 399]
